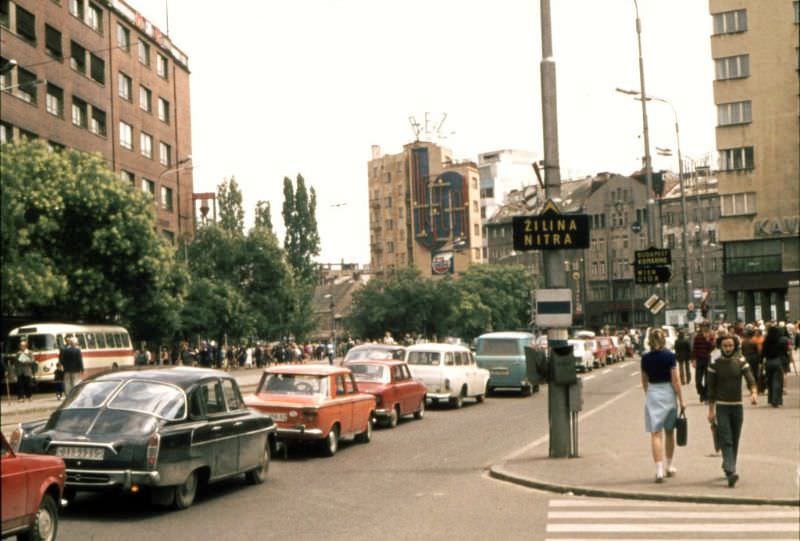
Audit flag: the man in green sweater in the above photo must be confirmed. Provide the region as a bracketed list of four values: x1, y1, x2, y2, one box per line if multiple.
[707, 334, 758, 488]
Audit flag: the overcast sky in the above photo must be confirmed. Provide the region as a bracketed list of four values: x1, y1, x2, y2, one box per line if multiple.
[136, 0, 716, 264]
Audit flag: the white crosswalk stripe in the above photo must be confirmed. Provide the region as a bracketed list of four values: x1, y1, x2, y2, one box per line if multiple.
[545, 498, 800, 540]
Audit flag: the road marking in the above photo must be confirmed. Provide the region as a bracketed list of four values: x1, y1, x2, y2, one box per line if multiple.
[631, 371, 640, 376]
[581, 375, 595, 381]
[547, 523, 799, 533]
[548, 510, 798, 519]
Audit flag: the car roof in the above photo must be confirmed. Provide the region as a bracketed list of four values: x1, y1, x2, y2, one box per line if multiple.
[406, 342, 470, 352]
[349, 343, 406, 350]
[265, 364, 349, 376]
[477, 332, 534, 340]
[344, 359, 405, 367]
[91, 366, 231, 390]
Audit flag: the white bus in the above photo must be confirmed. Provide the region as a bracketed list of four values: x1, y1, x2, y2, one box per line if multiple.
[4, 323, 135, 382]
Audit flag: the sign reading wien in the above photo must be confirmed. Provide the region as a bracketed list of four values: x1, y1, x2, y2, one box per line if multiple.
[512, 200, 590, 251]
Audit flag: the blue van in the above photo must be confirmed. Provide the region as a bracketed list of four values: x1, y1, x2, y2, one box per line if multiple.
[475, 332, 537, 396]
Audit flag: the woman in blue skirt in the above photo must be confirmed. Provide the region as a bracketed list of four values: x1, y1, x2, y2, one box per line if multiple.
[641, 329, 686, 482]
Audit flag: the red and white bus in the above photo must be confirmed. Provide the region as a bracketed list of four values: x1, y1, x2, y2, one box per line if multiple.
[4, 323, 135, 382]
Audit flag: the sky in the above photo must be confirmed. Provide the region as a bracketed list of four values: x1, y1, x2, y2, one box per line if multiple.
[135, 0, 716, 265]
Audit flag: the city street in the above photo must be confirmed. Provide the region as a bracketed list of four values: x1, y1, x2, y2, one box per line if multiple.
[2, 361, 797, 540]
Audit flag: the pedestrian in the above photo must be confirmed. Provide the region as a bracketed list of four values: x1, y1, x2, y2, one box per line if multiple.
[198, 341, 212, 367]
[641, 329, 686, 483]
[134, 346, 148, 366]
[15, 340, 35, 402]
[741, 326, 761, 386]
[706, 335, 758, 488]
[60, 335, 84, 396]
[692, 325, 714, 402]
[762, 326, 788, 407]
[160, 347, 170, 366]
[54, 362, 65, 400]
[674, 330, 692, 386]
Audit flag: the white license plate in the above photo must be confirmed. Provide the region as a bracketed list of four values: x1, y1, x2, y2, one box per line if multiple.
[491, 368, 509, 375]
[270, 413, 287, 422]
[56, 446, 104, 461]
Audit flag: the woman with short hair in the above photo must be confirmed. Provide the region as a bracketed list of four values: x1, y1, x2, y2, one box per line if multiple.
[641, 329, 686, 482]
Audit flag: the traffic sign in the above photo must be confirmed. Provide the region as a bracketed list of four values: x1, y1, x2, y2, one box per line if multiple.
[631, 221, 642, 234]
[634, 247, 672, 267]
[635, 266, 672, 284]
[535, 288, 573, 328]
[512, 199, 590, 251]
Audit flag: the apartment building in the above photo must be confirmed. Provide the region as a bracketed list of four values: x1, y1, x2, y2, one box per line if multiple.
[709, 0, 800, 322]
[368, 141, 483, 278]
[1, 0, 193, 242]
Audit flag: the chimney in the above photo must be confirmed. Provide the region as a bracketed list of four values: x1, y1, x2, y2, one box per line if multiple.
[371, 145, 381, 160]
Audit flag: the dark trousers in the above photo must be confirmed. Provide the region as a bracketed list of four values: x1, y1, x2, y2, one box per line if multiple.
[678, 360, 691, 385]
[695, 360, 709, 401]
[16, 375, 33, 399]
[765, 358, 784, 406]
[715, 404, 743, 475]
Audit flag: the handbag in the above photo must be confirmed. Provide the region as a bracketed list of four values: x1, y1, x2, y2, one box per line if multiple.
[675, 408, 688, 446]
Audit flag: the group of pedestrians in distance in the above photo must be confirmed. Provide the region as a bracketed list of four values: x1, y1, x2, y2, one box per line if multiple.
[2, 335, 84, 401]
[641, 320, 797, 488]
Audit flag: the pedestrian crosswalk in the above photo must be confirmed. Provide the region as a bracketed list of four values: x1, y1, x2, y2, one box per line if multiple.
[544, 498, 799, 540]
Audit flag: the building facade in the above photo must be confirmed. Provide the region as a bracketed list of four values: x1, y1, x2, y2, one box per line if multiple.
[368, 141, 483, 278]
[1, 0, 193, 242]
[709, 0, 800, 322]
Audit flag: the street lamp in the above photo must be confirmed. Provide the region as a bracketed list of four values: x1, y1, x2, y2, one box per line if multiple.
[323, 293, 335, 362]
[159, 155, 192, 258]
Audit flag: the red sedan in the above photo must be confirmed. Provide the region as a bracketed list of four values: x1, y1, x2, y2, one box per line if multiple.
[344, 360, 426, 428]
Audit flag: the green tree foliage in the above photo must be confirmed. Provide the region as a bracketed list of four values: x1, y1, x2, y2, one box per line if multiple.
[0, 140, 187, 342]
[457, 264, 532, 333]
[254, 200, 274, 234]
[217, 176, 244, 235]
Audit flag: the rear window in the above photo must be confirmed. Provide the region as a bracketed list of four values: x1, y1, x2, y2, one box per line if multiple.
[90, 409, 158, 435]
[348, 363, 390, 383]
[477, 339, 521, 356]
[344, 347, 405, 361]
[109, 381, 186, 420]
[259, 373, 329, 396]
[64, 381, 121, 409]
[407, 351, 441, 366]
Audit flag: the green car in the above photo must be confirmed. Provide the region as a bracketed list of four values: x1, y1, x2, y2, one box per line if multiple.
[475, 332, 538, 396]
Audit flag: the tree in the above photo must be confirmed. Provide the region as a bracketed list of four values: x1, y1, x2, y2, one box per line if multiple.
[0, 139, 187, 342]
[457, 264, 533, 333]
[217, 176, 244, 235]
[254, 200, 274, 234]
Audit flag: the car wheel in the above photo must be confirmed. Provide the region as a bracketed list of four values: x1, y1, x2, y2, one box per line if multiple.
[173, 471, 198, 510]
[521, 384, 533, 397]
[322, 425, 339, 456]
[386, 405, 399, 428]
[413, 398, 425, 420]
[355, 416, 373, 443]
[450, 391, 464, 409]
[23, 493, 58, 541]
[245, 445, 271, 485]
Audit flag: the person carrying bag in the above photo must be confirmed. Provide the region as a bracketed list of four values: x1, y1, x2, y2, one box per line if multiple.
[675, 407, 688, 447]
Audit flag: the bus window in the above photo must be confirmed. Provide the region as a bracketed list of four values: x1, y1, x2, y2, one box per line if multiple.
[121, 333, 131, 348]
[85, 333, 97, 349]
[113, 334, 122, 348]
[96, 333, 107, 348]
[76, 334, 87, 349]
[56, 334, 65, 349]
[106, 333, 116, 348]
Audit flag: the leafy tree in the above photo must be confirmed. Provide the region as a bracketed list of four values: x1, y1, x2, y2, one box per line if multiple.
[457, 264, 533, 333]
[180, 277, 254, 345]
[0, 139, 187, 342]
[254, 200, 274, 234]
[217, 176, 244, 235]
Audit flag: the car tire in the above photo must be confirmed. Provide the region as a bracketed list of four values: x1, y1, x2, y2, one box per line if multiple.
[451, 390, 464, 409]
[521, 384, 533, 397]
[413, 398, 425, 420]
[22, 493, 58, 541]
[322, 425, 339, 456]
[172, 471, 198, 510]
[245, 445, 271, 485]
[355, 416, 373, 443]
[386, 405, 399, 428]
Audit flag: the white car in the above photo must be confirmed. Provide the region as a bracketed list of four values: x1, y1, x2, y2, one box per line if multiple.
[568, 339, 594, 372]
[406, 343, 490, 408]
[644, 325, 678, 352]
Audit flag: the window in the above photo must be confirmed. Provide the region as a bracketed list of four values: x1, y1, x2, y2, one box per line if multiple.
[45, 83, 63, 117]
[158, 97, 170, 123]
[720, 192, 756, 216]
[713, 9, 747, 34]
[120, 170, 135, 186]
[796, 1, 800, 23]
[156, 54, 168, 79]
[0, 122, 12, 143]
[138, 40, 150, 66]
[116, 24, 130, 51]
[159, 142, 171, 166]
[163, 230, 175, 244]
[719, 147, 754, 171]
[15, 5, 36, 43]
[139, 85, 151, 112]
[119, 121, 133, 149]
[72, 96, 89, 128]
[221, 380, 241, 410]
[45, 25, 63, 59]
[474, 223, 480, 236]
[200, 381, 224, 414]
[70, 41, 86, 74]
[16, 67, 37, 103]
[87, 3, 102, 33]
[69, 0, 84, 19]
[141, 178, 155, 197]
[387, 241, 395, 253]
[140, 132, 153, 158]
[90, 54, 104, 84]
[0, 0, 8, 29]
[708, 229, 717, 245]
[161, 186, 173, 211]
[118, 72, 131, 100]
[90, 106, 106, 136]
[715, 55, 749, 80]
[717, 101, 751, 126]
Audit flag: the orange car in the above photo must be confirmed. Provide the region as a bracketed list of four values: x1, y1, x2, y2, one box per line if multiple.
[245, 365, 376, 457]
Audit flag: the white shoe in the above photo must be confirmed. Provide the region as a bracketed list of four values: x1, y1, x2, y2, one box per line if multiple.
[666, 466, 677, 477]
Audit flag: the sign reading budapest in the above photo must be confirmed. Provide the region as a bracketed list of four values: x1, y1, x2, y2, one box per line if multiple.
[512, 200, 590, 251]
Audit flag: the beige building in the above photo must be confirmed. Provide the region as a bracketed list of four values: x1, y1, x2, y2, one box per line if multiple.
[368, 141, 483, 278]
[709, 0, 800, 322]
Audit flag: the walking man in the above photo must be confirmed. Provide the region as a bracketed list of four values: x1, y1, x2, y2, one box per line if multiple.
[60, 335, 84, 396]
[674, 330, 692, 385]
[692, 325, 714, 402]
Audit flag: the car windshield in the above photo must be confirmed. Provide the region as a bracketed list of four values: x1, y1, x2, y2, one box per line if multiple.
[259, 374, 329, 396]
[4, 334, 56, 352]
[63, 381, 121, 409]
[406, 351, 441, 366]
[344, 347, 404, 361]
[108, 381, 186, 420]
[348, 363, 390, 383]
[477, 339, 521, 356]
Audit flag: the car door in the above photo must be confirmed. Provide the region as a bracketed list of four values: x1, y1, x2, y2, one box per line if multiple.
[221, 378, 261, 473]
[392, 365, 410, 414]
[193, 379, 238, 479]
[333, 375, 354, 435]
[348, 373, 371, 433]
[1, 439, 29, 533]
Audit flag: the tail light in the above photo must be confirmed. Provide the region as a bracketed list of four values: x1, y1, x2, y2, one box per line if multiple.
[302, 408, 318, 423]
[374, 395, 382, 408]
[146, 433, 160, 467]
[9, 425, 22, 452]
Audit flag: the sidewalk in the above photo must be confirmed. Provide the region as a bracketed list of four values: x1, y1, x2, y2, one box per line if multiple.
[490, 372, 800, 506]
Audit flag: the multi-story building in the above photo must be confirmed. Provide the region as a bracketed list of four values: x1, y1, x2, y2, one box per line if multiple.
[1, 0, 193, 242]
[709, 0, 800, 322]
[368, 141, 483, 278]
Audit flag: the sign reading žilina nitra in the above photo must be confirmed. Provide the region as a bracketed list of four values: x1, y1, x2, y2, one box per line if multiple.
[512, 199, 590, 251]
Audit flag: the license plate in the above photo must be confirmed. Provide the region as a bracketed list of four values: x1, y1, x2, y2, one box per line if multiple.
[55, 446, 104, 461]
[491, 367, 509, 375]
[270, 413, 287, 422]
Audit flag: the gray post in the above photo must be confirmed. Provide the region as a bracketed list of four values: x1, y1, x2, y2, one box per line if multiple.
[540, 0, 570, 459]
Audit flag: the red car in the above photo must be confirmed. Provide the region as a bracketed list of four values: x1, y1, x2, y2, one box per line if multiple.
[344, 360, 426, 428]
[2, 433, 65, 541]
[596, 337, 616, 365]
[245, 365, 376, 457]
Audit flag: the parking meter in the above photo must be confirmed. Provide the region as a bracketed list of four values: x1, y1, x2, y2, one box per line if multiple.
[550, 345, 577, 385]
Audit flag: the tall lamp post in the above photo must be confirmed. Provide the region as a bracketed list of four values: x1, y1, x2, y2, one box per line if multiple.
[160, 155, 193, 260]
[323, 293, 335, 363]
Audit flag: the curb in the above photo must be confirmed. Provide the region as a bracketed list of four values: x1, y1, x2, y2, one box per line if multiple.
[489, 464, 800, 507]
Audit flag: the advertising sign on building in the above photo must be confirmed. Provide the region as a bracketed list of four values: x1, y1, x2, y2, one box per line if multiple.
[431, 252, 454, 275]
